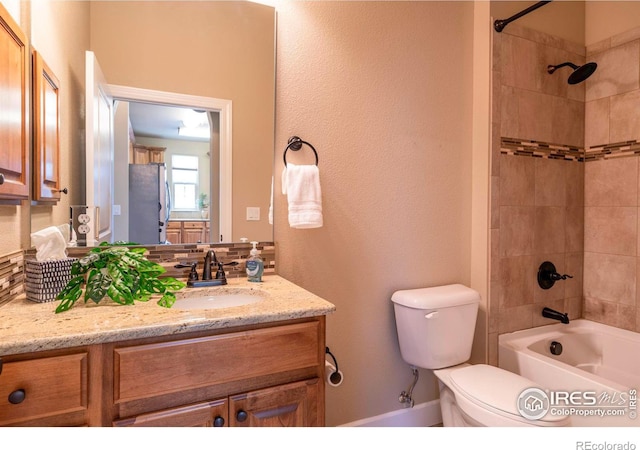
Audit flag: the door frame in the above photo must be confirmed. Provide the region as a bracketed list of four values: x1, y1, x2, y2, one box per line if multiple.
[108, 84, 232, 243]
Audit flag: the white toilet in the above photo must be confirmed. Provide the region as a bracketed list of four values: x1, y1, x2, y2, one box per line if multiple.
[391, 284, 569, 427]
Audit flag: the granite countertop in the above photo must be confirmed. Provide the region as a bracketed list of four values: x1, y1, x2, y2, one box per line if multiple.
[0, 275, 335, 356]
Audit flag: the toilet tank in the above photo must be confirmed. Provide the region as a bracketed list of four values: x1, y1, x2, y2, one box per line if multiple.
[391, 284, 480, 369]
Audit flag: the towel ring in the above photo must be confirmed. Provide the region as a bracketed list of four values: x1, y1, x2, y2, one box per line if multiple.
[283, 136, 318, 167]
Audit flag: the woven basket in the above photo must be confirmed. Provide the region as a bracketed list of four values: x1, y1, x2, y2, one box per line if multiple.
[25, 258, 78, 303]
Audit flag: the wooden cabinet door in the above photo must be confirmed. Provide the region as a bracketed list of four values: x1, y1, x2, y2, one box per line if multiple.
[165, 229, 181, 244]
[182, 228, 203, 244]
[0, 4, 29, 200]
[182, 222, 205, 243]
[33, 50, 62, 202]
[113, 399, 228, 427]
[229, 379, 321, 427]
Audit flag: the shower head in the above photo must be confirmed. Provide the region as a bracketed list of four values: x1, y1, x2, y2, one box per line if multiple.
[547, 61, 598, 85]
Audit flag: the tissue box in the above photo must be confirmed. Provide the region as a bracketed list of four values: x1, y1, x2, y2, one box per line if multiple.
[25, 258, 78, 303]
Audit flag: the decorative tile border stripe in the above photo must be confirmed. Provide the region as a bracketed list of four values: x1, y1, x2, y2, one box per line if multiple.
[25, 242, 276, 283]
[500, 138, 583, 161]
[0, 250, 25, 307]
[584, 140, 640, 162]
[501, 138, 640, 163]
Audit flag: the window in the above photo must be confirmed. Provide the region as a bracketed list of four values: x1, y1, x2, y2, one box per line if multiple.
[171, 154, 199, 210]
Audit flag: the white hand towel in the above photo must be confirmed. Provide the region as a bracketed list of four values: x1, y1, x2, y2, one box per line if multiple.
[282, 163, 323, 228]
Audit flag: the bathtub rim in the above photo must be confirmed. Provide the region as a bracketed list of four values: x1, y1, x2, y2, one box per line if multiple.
[498, 319, 637, 392]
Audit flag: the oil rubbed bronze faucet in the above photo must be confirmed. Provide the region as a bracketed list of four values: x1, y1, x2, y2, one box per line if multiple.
[174, 249, 239, 287]
[542, 307, 569, 324]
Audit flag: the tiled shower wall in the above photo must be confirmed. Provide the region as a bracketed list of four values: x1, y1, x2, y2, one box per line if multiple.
[490, 23, 640, 364]
[583, 27, 640, 330]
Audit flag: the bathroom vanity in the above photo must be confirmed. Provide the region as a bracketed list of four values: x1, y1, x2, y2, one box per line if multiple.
[0, 276, 335, 427]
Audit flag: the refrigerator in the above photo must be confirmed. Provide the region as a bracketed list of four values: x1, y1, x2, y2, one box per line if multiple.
[129, 163, 171, 245]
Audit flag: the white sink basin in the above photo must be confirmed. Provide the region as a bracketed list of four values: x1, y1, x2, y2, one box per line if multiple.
[175, 290, 264, 310]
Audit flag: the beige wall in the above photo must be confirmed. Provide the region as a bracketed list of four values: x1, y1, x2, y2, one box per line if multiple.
[274, 1, 475, 426]
[586, 1, 640, 46]
[88, 1, 274, 243]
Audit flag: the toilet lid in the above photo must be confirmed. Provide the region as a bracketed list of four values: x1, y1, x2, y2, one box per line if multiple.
[449, 364, 566, 424]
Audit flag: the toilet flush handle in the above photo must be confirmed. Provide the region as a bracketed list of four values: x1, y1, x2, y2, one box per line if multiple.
[424, 311, 439, 319]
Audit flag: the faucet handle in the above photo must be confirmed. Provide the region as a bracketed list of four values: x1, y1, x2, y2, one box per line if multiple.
[174, 262, 198, 281]
[215, 261, 227, 281]
[538, 261, 573, 290]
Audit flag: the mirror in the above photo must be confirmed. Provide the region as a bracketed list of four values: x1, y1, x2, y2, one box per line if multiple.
[30, 0, 275, 245]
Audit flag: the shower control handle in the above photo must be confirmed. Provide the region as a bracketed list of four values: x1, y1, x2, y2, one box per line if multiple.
[537, 261, 573, 290]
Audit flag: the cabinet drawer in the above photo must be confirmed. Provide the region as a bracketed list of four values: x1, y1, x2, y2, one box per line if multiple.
[182, 221, 205, 229]
[114, 322, 320, 404]
[167, 221, 182, 229]
[0, 353, 88, 425]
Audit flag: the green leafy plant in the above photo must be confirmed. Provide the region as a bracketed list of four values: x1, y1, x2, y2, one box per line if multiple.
[198, 192, 209, 210]
[55, 243, 185, 314]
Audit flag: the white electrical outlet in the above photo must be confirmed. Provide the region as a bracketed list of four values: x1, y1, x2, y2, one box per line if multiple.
[246, 207, 260, 221]
[113, 204, 121, 215]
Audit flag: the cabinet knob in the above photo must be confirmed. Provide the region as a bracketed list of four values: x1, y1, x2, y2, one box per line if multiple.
[236, 410, 248, 422]
[0, 173, 4, 185]
[8, 389, 25, 404]
[213, 416, 225, 427]
[52, 187, 68, 195]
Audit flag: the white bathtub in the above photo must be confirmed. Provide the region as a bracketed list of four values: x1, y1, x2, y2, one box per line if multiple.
[499, 319, 639, 427]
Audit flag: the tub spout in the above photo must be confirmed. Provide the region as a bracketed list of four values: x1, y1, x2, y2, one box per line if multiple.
[542, 307, 569, 324]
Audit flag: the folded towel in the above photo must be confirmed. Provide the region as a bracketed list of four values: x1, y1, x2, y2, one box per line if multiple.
[282, 163, 323, 228]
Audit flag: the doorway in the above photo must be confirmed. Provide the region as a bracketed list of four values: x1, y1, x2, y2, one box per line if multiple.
[109, 85, 232, 244]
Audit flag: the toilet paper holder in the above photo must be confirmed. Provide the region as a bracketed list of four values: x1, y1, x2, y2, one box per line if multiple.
[325, 346, 343, 387]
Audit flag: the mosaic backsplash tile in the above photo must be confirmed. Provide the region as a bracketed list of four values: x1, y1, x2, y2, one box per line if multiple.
[584, 140, 640, 161]
[0, 251, 25, 307]
[24, 241, 275, 283]
[501, 137, 583, 161]
[501, 137, 640, 162]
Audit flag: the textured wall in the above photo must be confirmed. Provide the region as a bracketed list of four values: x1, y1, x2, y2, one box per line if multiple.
[274, 1, 475, 426]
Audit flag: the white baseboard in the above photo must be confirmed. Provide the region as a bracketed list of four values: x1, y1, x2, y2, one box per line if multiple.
[337, 399, 442, 427]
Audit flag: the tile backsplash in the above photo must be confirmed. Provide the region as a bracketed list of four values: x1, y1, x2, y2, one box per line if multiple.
[1, 242, 275, 305]
[51, 242, 275, 281]
[0, 251, 24, 307]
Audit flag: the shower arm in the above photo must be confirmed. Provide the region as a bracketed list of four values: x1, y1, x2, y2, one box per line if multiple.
[547, 62, 579, 74]
[494, 1, 552, 33]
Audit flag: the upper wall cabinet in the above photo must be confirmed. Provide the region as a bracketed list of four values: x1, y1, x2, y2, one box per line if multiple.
[0, 4, 29, 201]
[33, 50, 63, 202]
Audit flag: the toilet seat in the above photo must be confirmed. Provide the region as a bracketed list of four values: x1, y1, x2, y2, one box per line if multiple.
[440, 364, 569, 427]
